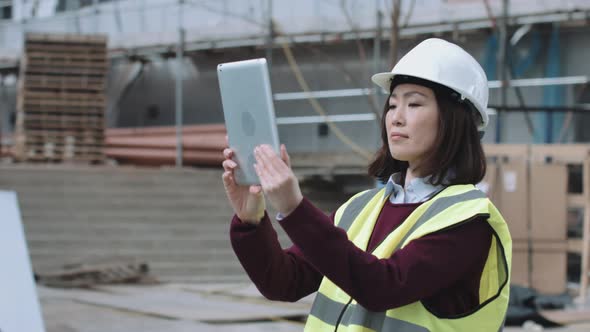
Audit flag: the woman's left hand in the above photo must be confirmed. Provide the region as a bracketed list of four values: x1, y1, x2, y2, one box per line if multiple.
[254, 144, 303, 217]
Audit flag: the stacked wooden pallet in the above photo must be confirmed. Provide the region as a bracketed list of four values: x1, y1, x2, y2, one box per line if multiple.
[15, 33, 108, 163]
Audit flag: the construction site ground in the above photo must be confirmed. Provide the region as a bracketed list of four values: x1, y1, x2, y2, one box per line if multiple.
[39, 282, 590, 332]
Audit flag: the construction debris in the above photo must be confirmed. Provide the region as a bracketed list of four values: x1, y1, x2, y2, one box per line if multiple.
[35, 256, 156, 288]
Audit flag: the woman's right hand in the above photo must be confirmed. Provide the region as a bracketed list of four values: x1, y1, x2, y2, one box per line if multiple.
[222, 144, 266, 225]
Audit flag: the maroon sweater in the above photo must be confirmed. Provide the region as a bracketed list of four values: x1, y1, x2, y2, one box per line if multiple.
[230, 197, 492, 316]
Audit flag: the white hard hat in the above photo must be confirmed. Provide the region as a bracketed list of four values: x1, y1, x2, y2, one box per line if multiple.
[372, 38, 489, 130]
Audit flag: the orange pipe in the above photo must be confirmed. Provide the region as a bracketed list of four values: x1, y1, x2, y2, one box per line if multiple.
[106, 124, 226, 137]
[104, 147, 224, 166]
[105, 133, 226, 150]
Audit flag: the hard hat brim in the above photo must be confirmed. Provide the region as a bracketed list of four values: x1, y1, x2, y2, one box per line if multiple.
[371, 72, 394, 92]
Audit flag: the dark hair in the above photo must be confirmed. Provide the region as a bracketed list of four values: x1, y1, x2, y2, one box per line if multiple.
[368, 75, 486, 186]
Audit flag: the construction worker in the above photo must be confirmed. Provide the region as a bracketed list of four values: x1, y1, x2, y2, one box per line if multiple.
[222, 38, 512, 331]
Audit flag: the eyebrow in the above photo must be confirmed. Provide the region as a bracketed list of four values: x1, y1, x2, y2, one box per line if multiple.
[390, 91, 428, 99]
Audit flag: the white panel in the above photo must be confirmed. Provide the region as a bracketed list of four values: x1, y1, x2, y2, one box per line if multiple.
[0, 191, 45, 332]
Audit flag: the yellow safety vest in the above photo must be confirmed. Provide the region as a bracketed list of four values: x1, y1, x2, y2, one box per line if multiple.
[305, 184, 512, 332]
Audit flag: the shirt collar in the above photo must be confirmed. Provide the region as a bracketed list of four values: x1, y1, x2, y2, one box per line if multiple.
[384, 172, 446, 204]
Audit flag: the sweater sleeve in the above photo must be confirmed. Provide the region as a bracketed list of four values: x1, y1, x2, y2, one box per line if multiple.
[229, 212, 325, 302]
[278, 198, 493, 312]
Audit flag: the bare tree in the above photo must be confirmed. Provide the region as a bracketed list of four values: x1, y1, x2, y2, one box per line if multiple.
[389, 0, 402, 69]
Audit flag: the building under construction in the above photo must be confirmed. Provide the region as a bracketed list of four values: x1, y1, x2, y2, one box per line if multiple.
[0, 0, 589, 331]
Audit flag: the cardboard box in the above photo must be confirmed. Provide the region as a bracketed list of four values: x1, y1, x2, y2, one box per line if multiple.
[512, 240, 530, 287]
[484, 162, 529, 240]
[480, 162, 499, 202]
[530, 164, 568, 240]
[531, 241, 567, 294]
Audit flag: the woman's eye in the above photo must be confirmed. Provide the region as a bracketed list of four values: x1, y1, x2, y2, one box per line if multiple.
[388, 105, 397, 110]
[409, 103, 421, 108]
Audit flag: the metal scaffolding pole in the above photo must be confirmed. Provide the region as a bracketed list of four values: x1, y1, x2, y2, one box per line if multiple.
[497, 0, 509, 143]
[373, 5, 383, 76]
[175, 0, 185, 167]
[266, 0, 273, 67]
[272, 75, 589, 101]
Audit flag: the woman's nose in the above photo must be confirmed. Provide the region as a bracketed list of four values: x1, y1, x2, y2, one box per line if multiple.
[390, 106, 405, 126]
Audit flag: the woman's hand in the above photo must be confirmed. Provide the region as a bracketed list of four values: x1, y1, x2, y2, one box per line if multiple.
[254, 144, 303, 217]
[222, 141, 266, 225]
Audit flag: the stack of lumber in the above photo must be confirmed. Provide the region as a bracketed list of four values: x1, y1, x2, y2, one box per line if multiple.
[14, 33, 108, 163]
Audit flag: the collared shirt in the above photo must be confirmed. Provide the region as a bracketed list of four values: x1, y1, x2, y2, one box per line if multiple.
[384, 172, 446, 204]
[277, 172, 447, 220]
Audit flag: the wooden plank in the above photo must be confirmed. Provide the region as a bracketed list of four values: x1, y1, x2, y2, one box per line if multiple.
[482, 144, 529, 160]
[169, 283, 315, 307]
[23, 109, 105, 117]
[22, 113, 104, 121]
[22, 155, 104, 162]
[25, 66, 107, 76]
[38, 284, 310, 322]
[21, 133, 103, 142]
[37, 257, 151, 288]
[41, 296, 304, 332]
[22, 143, 104, 152]
[41, 297, 216, 332]
[23, 119, 105, 130]
[22, 104, 105, 115]
[22, 142, 104, 150]
[22, 99, 106, 108]
[22, 124, 105, 132]
[17, 129, 104, 138]
[26, 33, 107, 44]
[26, 57, 108, 69]
[21, 91, 105, 100]
[26, 151, 104, 161]
[21, 148, 104, 158]
[569, 194, 586, 209]
[26, 52, 106, 61]
[530, 144, 590, 163]
[24, 83, 105, 92]
[25, 45, 107, 56]
[26, 53, 107, 63]
[25, 74, 106, 83]
[22, 115, 105, 126]
[569, 239, 583, 254]
[22, 145, 104, 154]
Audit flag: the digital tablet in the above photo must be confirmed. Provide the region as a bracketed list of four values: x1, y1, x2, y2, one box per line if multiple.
[217, 58, 280, 185]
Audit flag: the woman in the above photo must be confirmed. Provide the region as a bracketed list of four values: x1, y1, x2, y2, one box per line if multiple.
[222, 38, 512, 332]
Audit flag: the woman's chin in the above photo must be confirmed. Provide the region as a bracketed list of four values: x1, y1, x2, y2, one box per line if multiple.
[389, 151, 411, 162]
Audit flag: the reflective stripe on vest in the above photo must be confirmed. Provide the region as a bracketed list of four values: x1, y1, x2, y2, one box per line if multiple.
[305, 185, 511, 332]
[337, 188, 381, 232]
[311, 292, 429, 332]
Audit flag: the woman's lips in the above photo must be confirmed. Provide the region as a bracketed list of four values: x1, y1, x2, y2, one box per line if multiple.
[390, 133, 408, 140]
